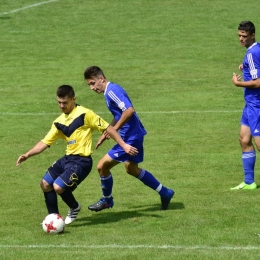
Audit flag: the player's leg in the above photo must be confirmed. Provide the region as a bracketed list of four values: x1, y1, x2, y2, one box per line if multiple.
[54, 155, 92, 224]
[88, 154, 120, 212]
[231, 107, 257, 190]
[40, 172, 59, 214]
[125, 161, 174, 210]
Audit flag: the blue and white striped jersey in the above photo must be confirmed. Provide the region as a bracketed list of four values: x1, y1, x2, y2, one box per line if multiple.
[104, 82, 147, 139]
[243, 42, 260, 102]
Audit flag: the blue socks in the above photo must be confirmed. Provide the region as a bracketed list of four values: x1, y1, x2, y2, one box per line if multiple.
[100, 170, 168, 199]
[137, 169, 168, 196]
[242, 151, 256, 184]
[101, 174, 113, 200]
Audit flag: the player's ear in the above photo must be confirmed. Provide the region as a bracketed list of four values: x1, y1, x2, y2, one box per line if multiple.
[100, 75, 105, 82]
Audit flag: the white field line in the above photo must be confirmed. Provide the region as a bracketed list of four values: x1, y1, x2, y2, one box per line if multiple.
[0, 0, 59, 16]
[0, 111, 241, 116]
[0, 244, 260, 250]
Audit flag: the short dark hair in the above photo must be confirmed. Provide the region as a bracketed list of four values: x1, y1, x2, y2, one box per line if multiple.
[238, 21, 255, 35]
[56, 85, 75, 98]
[84, 66, 106, 80]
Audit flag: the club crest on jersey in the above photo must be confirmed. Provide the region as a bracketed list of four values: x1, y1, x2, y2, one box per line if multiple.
[67, 140, 76, 145]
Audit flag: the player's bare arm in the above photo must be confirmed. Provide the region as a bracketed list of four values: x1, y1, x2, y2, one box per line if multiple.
[232, 73, 260, 88]
[16, 141, 49, 166]
[96, 125, 138, 156]
[101, 109, 134, 140]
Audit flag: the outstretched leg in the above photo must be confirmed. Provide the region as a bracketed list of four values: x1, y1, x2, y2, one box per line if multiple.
[125, 161, 174, 210]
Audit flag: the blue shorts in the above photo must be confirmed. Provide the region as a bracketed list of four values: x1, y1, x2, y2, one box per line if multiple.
[108, 136, 144, 163]
[241, 104, 260, 137]
[43, 155, 92, 191]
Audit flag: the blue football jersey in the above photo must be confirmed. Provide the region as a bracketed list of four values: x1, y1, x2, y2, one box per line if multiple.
[104, 82, 147, 139]
[243, 42, 260, 103]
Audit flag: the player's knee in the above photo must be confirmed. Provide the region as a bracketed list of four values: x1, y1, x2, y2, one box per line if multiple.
[53, 183, 64, 194]
[40, 179, 52, 192]
[97, 160, 106, 174]
[125, 164, 140, 177]
[239, 135, 251, 148]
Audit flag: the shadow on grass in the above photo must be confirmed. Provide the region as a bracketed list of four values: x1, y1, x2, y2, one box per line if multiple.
[71, 201, 185, 227]
[0, 16, 11, 20]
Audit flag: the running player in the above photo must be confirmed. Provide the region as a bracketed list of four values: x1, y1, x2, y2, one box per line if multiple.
[84, 66, 174, 211]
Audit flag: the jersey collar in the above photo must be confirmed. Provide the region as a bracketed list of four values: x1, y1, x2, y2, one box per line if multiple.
[104, 82, 111, 95]
[248, 42, 257, 50]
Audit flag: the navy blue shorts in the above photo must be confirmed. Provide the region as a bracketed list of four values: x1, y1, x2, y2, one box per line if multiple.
[44, 155, 92, 191]
[108, 136, 144, 163]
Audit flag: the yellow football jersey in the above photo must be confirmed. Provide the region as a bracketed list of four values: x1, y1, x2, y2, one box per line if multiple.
[41, 105, 109, 156]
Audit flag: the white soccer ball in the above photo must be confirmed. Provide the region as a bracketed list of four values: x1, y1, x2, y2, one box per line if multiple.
[42, 213, 65, 234]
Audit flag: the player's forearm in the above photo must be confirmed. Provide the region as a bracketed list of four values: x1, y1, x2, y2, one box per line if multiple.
[235, 78, 260, 88]
[113, 107, 135, 131]
[106, 125, 126, 147]
[25, 141, 49, 158]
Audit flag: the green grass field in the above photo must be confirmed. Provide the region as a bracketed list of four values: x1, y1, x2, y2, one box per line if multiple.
[1, 0, 260, 259]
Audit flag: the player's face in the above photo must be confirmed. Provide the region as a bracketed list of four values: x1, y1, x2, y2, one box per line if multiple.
[86, 76, 106, 94]
[57, 96, 76, 114]
[238, 30, 255, 48]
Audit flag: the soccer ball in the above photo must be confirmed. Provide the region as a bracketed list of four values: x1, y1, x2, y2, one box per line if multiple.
[42, 213, 65, 234]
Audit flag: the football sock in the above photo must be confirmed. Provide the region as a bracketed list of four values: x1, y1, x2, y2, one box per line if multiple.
[59, 188, 78, 209]
[44, 190, 59, 214]
[101, 174, 113, 199]
[242, 151, 256, 184]
[137, 169, 168, 196]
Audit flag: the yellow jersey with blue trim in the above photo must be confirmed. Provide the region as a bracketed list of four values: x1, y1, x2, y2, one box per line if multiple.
[41, 105, 109, 156]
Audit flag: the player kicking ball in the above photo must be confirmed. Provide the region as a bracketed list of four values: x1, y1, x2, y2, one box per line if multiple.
[16, 85, 138, 224]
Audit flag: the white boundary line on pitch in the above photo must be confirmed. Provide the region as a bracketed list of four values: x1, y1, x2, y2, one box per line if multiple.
[0, 244, 260, 250]
[0, 0, 59, 16]
[0, 111, 241, 116]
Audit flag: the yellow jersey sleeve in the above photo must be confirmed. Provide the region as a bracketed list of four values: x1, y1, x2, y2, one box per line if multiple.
[84, 109, 109, 133]
[41, 122, 63, 146]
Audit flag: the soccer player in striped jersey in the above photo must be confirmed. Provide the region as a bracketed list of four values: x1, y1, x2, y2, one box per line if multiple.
[16, 85, 138, 224]
[84, 66, 174, 211]
[231, 21, 260, 190]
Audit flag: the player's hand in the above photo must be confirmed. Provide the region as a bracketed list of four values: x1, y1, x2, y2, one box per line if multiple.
[95, 134, 107, 149]
[239, 64, 243, 71]
[232, 73, 242, 85]
[103, 130, 111, 139]
[123, 144, 138, 156]
[16, 154, 29, 166]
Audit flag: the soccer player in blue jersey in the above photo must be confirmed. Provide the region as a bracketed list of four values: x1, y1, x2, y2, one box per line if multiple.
[84, 66, 174, 211]
[231, 21, 260, 190]
[16, 85, 138, 224]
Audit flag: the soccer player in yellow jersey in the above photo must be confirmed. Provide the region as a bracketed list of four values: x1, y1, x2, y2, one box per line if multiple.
[16, 85, 138, 224]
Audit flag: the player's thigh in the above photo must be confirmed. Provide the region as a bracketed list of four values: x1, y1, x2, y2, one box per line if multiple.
[253, 136, 260, 151]
[51, 156, 92, 191]
[97, 154, 120, 172]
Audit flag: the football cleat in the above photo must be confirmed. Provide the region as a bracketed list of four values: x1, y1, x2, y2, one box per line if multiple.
[88, 197, 114, 212]
[65, 203, 81, 224]
[160, 189, 174, 210]
[230, 182, 257, 190]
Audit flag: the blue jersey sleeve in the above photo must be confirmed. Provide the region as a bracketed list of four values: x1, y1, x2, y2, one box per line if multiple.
[106, 85, 133, 112]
